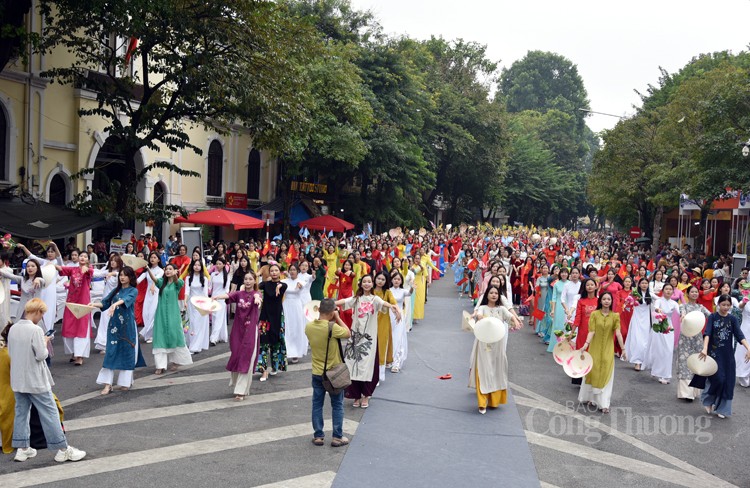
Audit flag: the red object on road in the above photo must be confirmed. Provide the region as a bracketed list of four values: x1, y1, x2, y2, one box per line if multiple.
[438, 374, 452, 380]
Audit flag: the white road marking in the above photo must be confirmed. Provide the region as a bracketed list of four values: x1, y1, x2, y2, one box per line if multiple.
[60, 357, 311, 406]
[0, 420, 359, 487]
[511, 383, 735, 487]
[525, 431, 711, 488]
[252, 471, 337, 488]
[65, 388, 313, 432]
[539, 483, 562, 488]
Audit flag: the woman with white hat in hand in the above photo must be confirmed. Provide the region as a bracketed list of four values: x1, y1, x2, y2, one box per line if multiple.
[470, 285, 522, 415]
[698, 294, 750, 418]
[577, 292, 625, 414]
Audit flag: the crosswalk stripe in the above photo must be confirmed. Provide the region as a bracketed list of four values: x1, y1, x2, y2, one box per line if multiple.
[525, 431, 707, 488]
[252, 471, 336, 488]
[0, 419, 359, 487]
[511, 387, 733, 486]
[65, 388, 314, 432]
[60, 360, 312, 407]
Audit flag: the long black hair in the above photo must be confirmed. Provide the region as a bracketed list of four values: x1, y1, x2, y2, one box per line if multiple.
[188, 258, 205, 287]
[105, 266, 136, 303]
[636, 277, 652, 304]
[213, 255, 228, 288]
[480, 285, 504, 307]
[596, 291, 613, 310]
[373, 271, 391, 291]
[159, 263, 179, 296]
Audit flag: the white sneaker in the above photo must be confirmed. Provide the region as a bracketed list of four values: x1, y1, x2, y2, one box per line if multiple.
[14, 447, 37, 462]
[54, 446, 87, 462]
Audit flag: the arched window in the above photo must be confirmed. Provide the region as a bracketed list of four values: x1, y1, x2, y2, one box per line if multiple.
[0, 103, 7, 181]
[247, 149, 261, 200]
[49, 173, 68, 206]
[207, 140, 223, 197]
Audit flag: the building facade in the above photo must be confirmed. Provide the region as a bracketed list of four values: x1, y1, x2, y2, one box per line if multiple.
[0, 2, 278, 248]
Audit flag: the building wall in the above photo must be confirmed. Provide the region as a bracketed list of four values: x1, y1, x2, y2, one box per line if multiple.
[0, 2, 275, 248]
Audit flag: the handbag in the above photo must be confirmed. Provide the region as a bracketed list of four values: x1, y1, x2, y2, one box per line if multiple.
[322, 322, 351, 395]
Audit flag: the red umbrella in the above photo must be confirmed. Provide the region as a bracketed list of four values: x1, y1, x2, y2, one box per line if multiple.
[299, 215, 354, 233]
[174, 209, 265, 230]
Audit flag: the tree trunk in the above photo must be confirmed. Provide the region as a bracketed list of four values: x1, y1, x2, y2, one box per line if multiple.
[650, 205, 663, 256]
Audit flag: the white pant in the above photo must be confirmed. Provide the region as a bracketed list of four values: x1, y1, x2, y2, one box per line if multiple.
[153, 347, 193, 370]
[63, 333, 90, 358]
[230, 372, 253, 396]
[677, 379, 701, 399]
[97, 368, 133, 388]
[578, 368, 614, 409]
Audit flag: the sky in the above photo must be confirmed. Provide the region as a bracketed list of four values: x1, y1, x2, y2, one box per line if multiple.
[349, 0, 750, 133]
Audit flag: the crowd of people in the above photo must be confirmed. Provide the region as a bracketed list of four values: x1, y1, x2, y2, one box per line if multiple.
[1, 224, 750, 460]
[453, 227, 750, 418]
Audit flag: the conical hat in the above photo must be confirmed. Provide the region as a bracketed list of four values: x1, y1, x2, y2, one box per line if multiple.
[65, 302, 97, 319]
[461, 310, 475, 332]
[190, 296, 215, 316]
[687, 354, 718, 376]
[552, 340, 575, 365]
[473, 316, 506, 344]
[418, 228, 427, 237]
[303, 300, 321, 322]
[121, 254, 148, 270]
[531, 233, 541, 242]
[41, 263, 57, 289]
[563, 351, 593, 378]
[681, 310, 706, 338]
[389, 228, 400, 238]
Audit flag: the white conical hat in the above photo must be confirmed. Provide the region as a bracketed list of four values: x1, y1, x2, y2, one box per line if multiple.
[563, 351, 593, 378]
[303, 300, 321, 322]
[473, 316, 507, 344]
[190, 296, 215, 316]
[681, 310, 706, 338]
[552, 341, 575, 365]
[687, 354, 718, 376]
[121, 254, 148, 270]
[65, 302, 97, 319]
[41, 263, 57, 289]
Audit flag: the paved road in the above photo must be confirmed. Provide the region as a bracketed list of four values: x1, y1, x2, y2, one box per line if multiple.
[1, 277, 747, 487]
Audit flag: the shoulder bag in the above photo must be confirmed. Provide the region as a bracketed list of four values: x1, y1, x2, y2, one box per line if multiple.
[322, 322, 351, 395]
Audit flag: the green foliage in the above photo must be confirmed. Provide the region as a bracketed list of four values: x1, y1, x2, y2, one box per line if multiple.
[37, 0, 317, 228]
[591, 50, 750, 244]
[0, 0, 32, 72]
[498, 50, 595, 227]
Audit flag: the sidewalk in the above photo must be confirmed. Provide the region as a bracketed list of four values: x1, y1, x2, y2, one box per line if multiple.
[333, 278, 540, 488]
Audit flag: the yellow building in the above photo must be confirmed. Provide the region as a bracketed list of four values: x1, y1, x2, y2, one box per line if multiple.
[0, 3, 279, 248]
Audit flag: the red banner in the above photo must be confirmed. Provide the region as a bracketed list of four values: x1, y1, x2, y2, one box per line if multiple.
[225, 192, 247, 209]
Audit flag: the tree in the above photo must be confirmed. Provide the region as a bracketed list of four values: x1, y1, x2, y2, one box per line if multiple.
[499, 50, 595, 226]
[418, 37, 508, 223]
[38, 0, 316, 230]
[499, 50, 590, 134]
[0, 0, 32, 73]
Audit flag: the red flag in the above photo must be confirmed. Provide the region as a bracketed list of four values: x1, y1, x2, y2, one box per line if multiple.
[457, 277, 468, 287]
[647, 259, 655, 272]
[467, 259, 479, 271]
[261, 239, 271, 256]
[124, 37, 139, 68]
[481, 250, 490, 265]
[617, 264, 628, 280]
[286, 245, 298, 265]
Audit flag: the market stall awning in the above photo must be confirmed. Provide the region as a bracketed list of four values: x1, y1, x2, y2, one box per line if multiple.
[174, 208, 264, 230]
[0, 197, 107, 239]
[299, 214, 354, 233]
